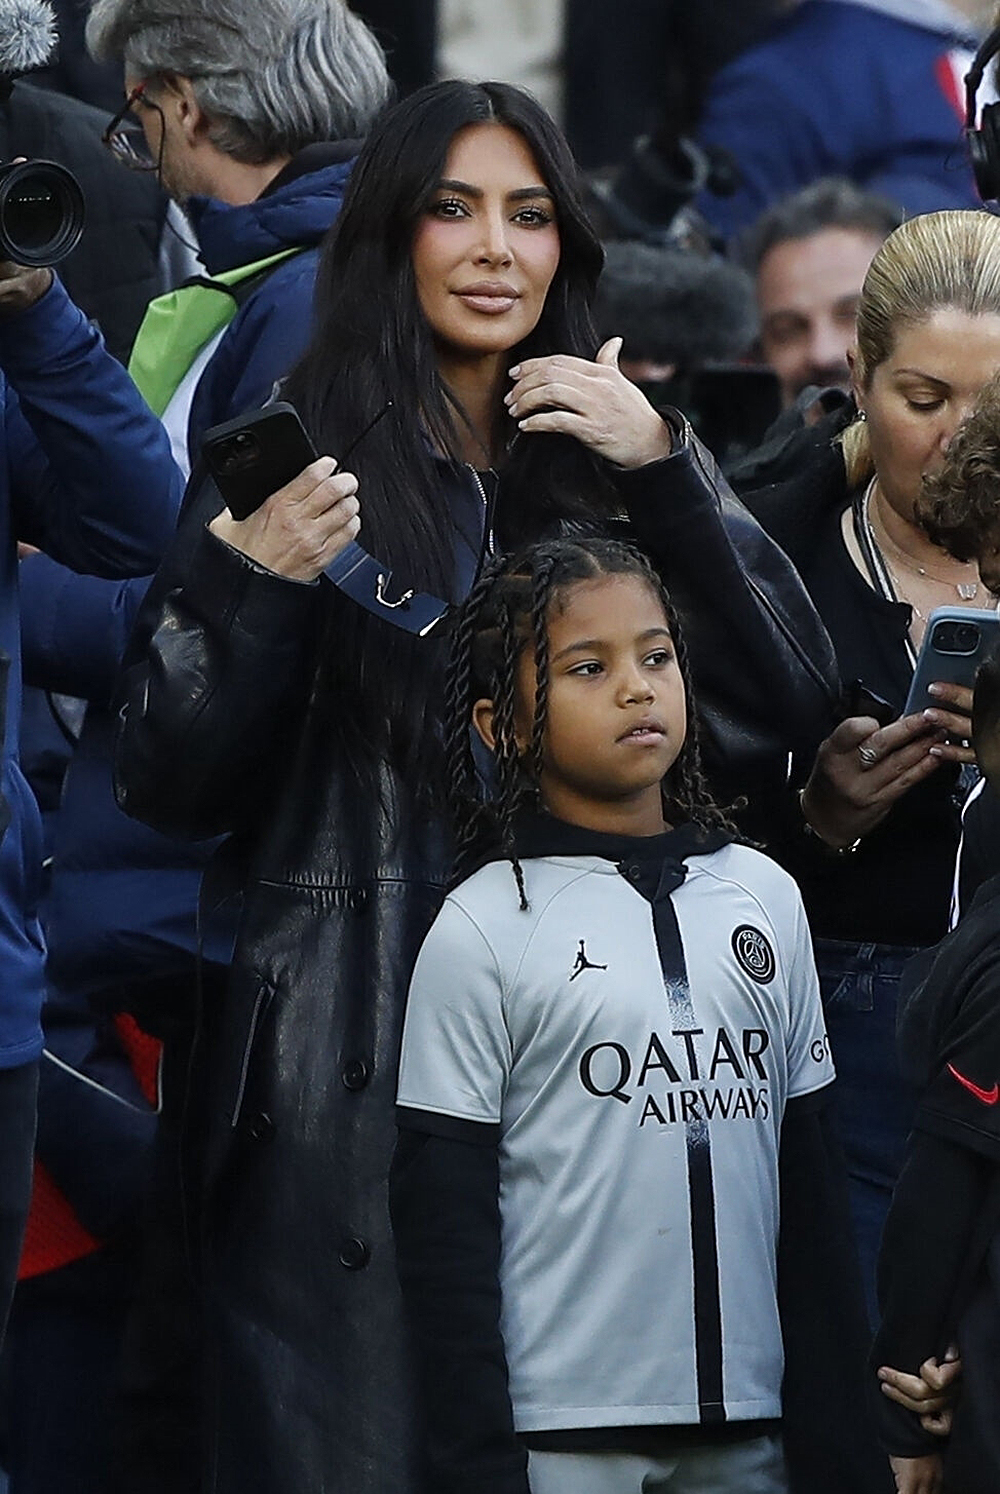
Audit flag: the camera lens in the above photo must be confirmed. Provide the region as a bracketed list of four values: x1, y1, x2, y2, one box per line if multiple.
[0, 161, 85, 267]
[932, 620, 980, 654]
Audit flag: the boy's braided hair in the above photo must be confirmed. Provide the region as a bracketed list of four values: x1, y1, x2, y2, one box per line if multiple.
[445, 536, 737, 908]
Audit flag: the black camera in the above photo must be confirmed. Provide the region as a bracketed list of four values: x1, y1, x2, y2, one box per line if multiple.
[0, 159, 84, 266]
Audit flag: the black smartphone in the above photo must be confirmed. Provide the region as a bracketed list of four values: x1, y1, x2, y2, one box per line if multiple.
[904, 606, 1000, 716]
[201, 403, 317, 521]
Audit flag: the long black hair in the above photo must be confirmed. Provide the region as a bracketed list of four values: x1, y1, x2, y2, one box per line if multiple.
[282, 80, 614, 794]
[445, 536, 737, 908]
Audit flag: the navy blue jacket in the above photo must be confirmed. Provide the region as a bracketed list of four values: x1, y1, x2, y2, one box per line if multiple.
[695, 0, 981, 240]
[0, 277, 179, 1068]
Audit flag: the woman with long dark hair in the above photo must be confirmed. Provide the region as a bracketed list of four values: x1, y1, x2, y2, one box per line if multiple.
[113, 80, 838, 1494]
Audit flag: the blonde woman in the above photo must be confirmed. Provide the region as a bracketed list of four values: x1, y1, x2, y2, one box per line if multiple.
[745, 211, 1000, 1333]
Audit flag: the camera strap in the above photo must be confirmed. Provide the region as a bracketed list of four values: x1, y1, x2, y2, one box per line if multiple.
[323, 541, 450, 637]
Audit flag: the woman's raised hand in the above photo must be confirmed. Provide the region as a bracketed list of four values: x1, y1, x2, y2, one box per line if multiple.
[504, 337, 673, 469]
[800, 713, 947, 851]
[209, 458, 361, 583]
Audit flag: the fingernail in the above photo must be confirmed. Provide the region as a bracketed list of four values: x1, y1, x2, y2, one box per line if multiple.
[923, 709, 941, 723]
[930, 746, 945, 757]
[928, 683, 944, 697]
[509, 365, 520, 378]
[503, 391, 513, 405]
[508, 402, 518, 416]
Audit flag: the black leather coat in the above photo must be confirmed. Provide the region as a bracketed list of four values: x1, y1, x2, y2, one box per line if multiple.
[114, 425, 839, 1493]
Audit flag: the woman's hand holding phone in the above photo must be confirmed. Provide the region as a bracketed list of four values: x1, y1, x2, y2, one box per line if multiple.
[209, 457, 361, 582]
[800, 712, 948, 850]
[504, 336, 673, 468]
[920, 680, 975, 765]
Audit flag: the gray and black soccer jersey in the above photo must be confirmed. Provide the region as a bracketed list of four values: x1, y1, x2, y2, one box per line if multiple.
[396, 827, 835, 1435]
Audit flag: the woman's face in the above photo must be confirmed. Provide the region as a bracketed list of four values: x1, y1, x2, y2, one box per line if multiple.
[854, 308, 1000, 525]
[411, 121, 561, 373]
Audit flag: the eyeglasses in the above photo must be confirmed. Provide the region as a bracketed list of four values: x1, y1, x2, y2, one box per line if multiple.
[102, 82, 165, 174]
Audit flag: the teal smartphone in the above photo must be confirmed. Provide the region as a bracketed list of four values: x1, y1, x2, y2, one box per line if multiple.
[903, 606, 1000, 716]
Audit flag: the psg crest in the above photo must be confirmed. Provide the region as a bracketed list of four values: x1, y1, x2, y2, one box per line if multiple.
[731, 925, 776, 985]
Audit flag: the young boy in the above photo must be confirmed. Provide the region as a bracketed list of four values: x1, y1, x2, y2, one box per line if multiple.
[391, 538, 883, 1494]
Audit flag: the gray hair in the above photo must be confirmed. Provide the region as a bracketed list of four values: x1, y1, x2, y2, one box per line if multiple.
[86, 0, 391, 163]
[737, 177, 903, 274]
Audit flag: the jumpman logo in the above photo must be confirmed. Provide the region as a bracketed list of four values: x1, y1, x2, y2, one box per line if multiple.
[569, 939, 607, 981]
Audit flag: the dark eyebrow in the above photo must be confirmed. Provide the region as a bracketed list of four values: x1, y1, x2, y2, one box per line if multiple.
[551, 626, 672, 663]
[436, 178, 554, 203]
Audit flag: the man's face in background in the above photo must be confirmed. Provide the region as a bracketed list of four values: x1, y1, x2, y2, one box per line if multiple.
[756, 225, 885, 406]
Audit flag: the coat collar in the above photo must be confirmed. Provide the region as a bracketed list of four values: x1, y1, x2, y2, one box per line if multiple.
[510, 806, 731, 867]
[186, 151, 354, 277]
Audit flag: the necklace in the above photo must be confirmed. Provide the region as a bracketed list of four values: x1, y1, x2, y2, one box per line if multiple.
[866, 479, 981, 600]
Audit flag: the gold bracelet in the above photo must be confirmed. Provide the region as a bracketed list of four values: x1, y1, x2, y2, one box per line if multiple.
[797, 788, 862, 856]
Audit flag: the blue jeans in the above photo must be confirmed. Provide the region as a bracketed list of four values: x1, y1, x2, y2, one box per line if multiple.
[815, 938, 920, 1325]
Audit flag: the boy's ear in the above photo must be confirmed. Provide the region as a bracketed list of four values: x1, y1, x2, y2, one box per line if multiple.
[472, 698, 497, 752]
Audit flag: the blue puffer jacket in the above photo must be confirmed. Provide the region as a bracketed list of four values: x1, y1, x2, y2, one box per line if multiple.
[695, 0, 982, 240]
[22, 149, 355, 1007]
[0, 277, 179, 1068]
[19, 153, 354, 1241]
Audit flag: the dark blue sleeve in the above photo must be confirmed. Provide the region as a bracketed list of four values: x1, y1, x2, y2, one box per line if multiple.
[20, 552, 150, 704]
[1, 276, 181, 575]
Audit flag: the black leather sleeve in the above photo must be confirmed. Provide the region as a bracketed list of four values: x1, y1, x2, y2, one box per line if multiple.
[389, 1125, 530, 1494]
[778, 1090, 893, 1493]
[114, 472, 323, 841]
[616, 419, 840, 787]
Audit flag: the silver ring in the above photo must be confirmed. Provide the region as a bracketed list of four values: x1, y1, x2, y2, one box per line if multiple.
[857, 745, 879, 767]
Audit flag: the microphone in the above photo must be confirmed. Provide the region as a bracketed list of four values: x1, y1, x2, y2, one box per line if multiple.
[0, 0, 57, 80]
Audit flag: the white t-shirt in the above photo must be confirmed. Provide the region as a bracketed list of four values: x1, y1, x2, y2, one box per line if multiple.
[397, 838, 834, 1432]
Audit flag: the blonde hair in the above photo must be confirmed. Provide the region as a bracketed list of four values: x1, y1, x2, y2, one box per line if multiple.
[841, 210, 1000, 487]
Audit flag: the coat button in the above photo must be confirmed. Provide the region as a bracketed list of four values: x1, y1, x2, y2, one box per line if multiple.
[339, 1237, 370, 1270]
[247, 1112, 276, 1142]
[342, 1059, 370, 1091]
[625, 864, 641, 882]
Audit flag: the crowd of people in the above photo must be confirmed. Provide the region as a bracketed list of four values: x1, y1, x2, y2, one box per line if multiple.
[2, 3, 1000, 1494]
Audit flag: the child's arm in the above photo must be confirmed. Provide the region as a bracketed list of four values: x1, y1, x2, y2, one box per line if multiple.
[778, 891, 888, 1491]
[778, 1089, 891, 1494]
[871, 1130, 990, 1457]
[391, 896, 529, 1494]
[390, 1124, 530, 1494]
